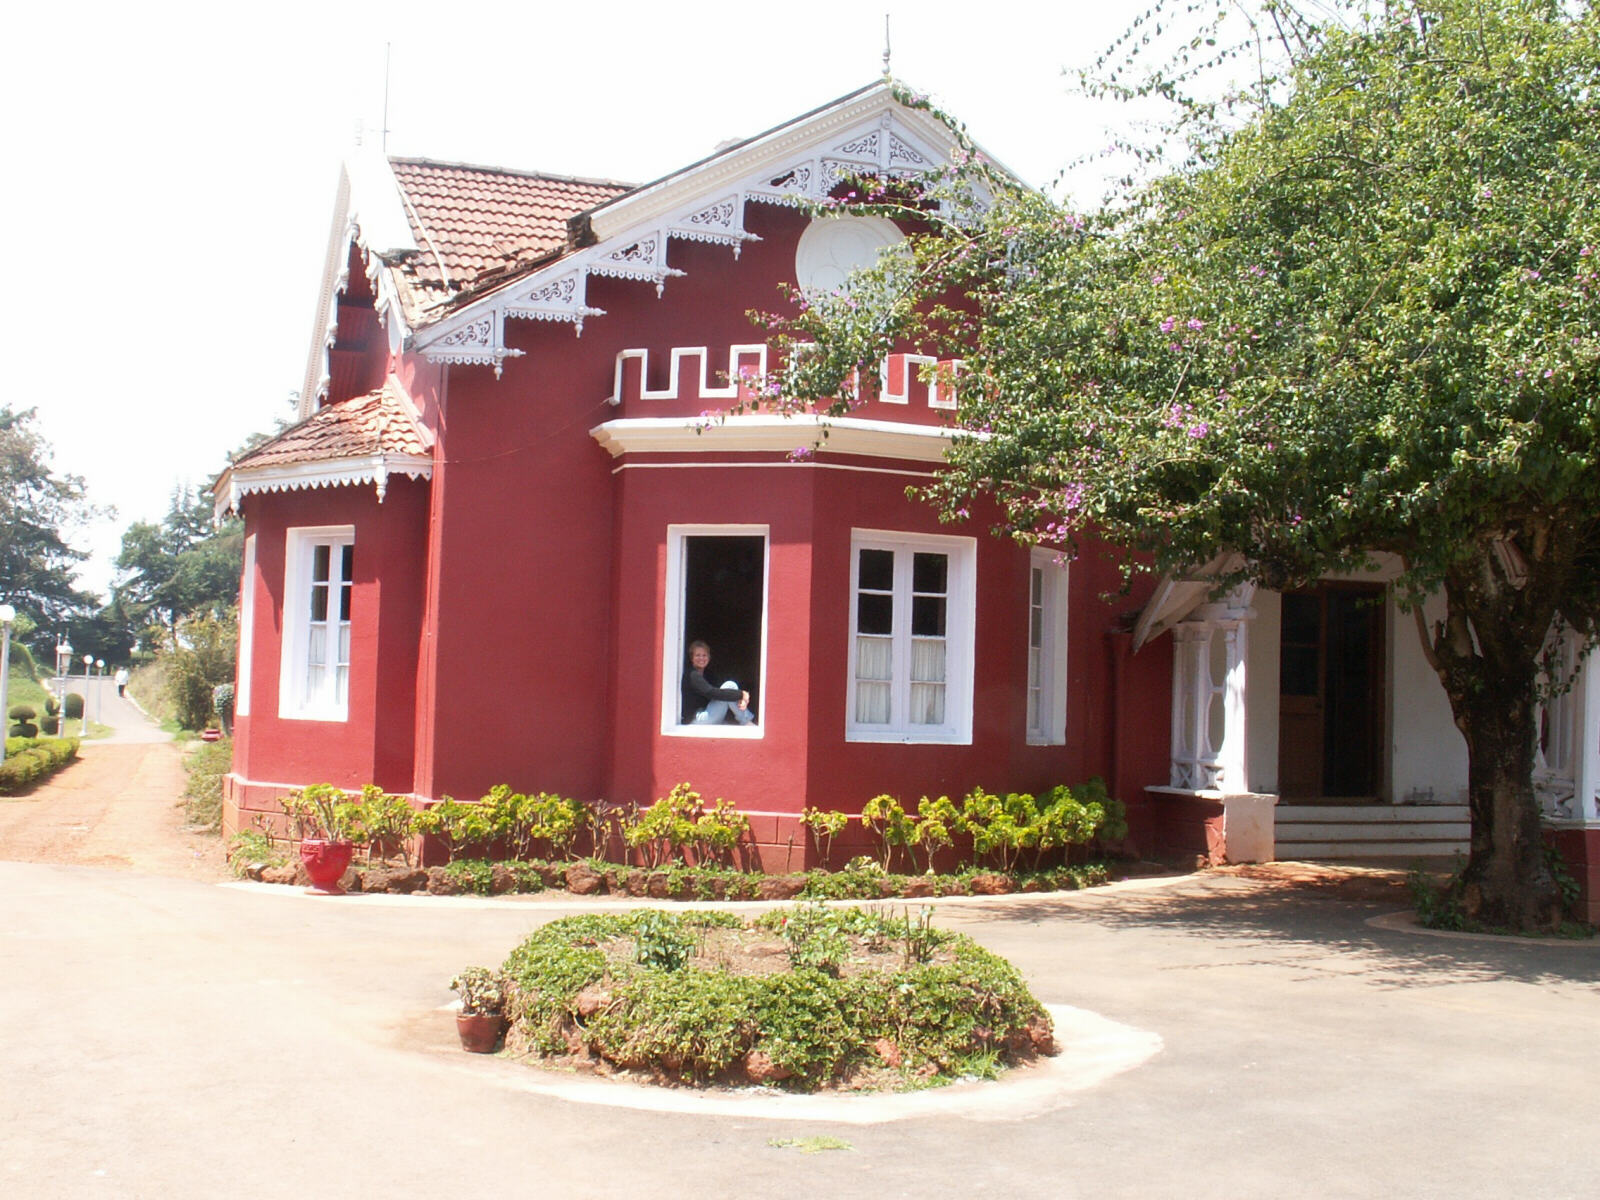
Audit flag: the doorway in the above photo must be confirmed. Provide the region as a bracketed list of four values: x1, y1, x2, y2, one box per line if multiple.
[1277, 584, 1385, 799]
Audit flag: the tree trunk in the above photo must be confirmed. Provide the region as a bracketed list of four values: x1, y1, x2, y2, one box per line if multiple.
[1426, 540, 1565, 932]
[1455, 682, 1561, 931]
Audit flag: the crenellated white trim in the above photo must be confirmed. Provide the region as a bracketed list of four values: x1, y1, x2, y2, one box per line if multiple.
[879, 353, 962, 409]
[607, 344, 769, 406]
[215, 454, 433, 518]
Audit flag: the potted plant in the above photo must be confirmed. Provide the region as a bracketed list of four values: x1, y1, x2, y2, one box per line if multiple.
[282, 784, 360, 894]
[449, 967, 508, 1053]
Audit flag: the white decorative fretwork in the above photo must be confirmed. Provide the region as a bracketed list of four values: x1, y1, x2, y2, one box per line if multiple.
[1169, 585, 1256, 793]
[501, 268, 607, 337]
[588, 234, 686, 295]
[424, 309, 525, 378]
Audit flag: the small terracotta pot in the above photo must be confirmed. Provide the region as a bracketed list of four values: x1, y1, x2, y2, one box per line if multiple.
[457, 1011, 505, 1053]
[299, 838, 355, 895]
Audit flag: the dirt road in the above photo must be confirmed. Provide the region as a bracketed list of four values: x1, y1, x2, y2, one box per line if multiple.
[0, 740, 229, 880]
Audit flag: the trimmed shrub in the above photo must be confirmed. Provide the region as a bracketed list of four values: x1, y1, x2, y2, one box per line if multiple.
[0, 737, 80, 793]
[497, 907, 1053, 1090]
[64, 692, 84, 720]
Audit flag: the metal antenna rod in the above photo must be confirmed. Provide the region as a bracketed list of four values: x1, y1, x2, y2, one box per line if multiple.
[882, 13, 892, 78]
[382, 42, 392, 153]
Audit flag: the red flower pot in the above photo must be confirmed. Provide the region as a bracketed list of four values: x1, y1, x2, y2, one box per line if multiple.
[456, 1012, 505, 1053]
[299, 838, 355, 894]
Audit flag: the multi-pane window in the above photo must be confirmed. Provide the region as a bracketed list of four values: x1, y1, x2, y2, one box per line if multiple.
[848, 532, 974, 742]
[1026, 548, 1068, 744]
[305, 542, 353, 710]
[280, 527, 355, 721]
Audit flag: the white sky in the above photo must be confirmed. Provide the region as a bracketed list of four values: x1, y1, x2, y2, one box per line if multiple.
[6, 0, 1149, 600]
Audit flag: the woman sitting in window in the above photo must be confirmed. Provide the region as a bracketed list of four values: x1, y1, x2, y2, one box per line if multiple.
[681, 641, 755, 725]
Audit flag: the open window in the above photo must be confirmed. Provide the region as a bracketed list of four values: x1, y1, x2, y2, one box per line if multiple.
[847, 530, 975, 744]
[663, 526, 768, 737]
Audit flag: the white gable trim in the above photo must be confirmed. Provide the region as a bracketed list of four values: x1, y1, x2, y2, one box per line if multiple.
[298, 151, 420, 421]
[414, 85, 987, 372]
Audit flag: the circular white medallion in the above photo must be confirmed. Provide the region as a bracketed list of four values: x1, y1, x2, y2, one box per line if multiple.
[794, 215, 904, 295]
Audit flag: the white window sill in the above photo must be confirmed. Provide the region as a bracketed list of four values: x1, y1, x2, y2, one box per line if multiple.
[277, 708, 350, 723]
[846, 729, 972, 745]
[662, 723, 764, 740]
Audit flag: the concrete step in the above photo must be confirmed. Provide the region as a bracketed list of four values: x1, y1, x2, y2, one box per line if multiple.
[1277, 822, 1471, 841]
[1274, 803, 1469, 861]
[1275, 840, 1468, 859]
[1276, 804, 1468, 824]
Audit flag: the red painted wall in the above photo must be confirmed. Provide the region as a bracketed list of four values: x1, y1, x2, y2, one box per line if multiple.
[231, 478, 429, 793]
[234, 191, 1174, 865]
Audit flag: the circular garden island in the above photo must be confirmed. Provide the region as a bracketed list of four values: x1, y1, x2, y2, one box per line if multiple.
[460, 905, 1057, 1091]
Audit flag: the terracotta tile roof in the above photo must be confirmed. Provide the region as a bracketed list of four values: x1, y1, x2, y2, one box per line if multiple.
[387, 159, 633, 305]
[230, 380, 430, 473]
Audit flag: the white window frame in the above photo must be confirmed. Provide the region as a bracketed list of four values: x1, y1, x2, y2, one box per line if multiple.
[847, 529, 976, 744]
[661, 524, 769, 740]
[1027, 548, 1069, 745]
[279, 525, 355, 722]
[236, 534, 255, 717]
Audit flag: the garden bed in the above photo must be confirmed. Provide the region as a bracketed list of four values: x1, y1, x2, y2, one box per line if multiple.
[232, 850, 1115, 901]
[488, 907, 1056, 1091]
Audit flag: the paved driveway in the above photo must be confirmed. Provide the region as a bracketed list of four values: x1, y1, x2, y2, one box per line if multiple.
[2, 862, 1595, 1199]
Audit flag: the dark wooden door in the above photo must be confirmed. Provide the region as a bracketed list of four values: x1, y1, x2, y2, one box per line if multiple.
[1278, 585, 1385, 798]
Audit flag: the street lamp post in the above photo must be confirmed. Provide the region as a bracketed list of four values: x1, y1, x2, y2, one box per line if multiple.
[55, 639, 71, 737]
[95, 659, 105, 723]
[0, 605, 15, 760]
[81, 653, 93, 738]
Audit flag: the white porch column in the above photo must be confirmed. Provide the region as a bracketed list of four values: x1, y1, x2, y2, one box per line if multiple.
[1216, 615, 1251, 793]
[1576, 643, 1600, 825]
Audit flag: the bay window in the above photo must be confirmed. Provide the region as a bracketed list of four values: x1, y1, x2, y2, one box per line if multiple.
[848, 531, 975, 743]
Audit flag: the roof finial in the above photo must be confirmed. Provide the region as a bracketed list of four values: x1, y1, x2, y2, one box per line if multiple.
[882, 13, 892, 79]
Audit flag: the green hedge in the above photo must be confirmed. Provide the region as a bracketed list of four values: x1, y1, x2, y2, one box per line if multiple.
[0, 737, 80, 794]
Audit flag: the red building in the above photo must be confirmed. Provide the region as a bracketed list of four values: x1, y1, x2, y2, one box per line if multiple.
[214, 81, 1184, 867]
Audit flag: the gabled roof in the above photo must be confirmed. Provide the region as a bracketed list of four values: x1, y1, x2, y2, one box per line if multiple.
[387, 159, 633, 306]
[301, 79, 1003, 414]
[217, 378, 433, 517]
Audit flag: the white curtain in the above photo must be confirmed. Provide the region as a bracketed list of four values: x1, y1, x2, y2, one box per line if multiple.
[855, 636, 892, 723]
[909, 637, 945, 725]
[335, 622, 351, 705]
[1027, 645, 1042, 731]
[306, 623, 326, 701]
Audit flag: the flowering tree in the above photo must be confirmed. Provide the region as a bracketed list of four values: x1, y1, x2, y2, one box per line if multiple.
[781, 0, 1600, 930]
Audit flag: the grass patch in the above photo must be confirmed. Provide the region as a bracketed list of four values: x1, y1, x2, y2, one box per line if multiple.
[182, 737, 232, 829]
[227, 828, 287, 877]
[768, 1136, 852, 1153]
